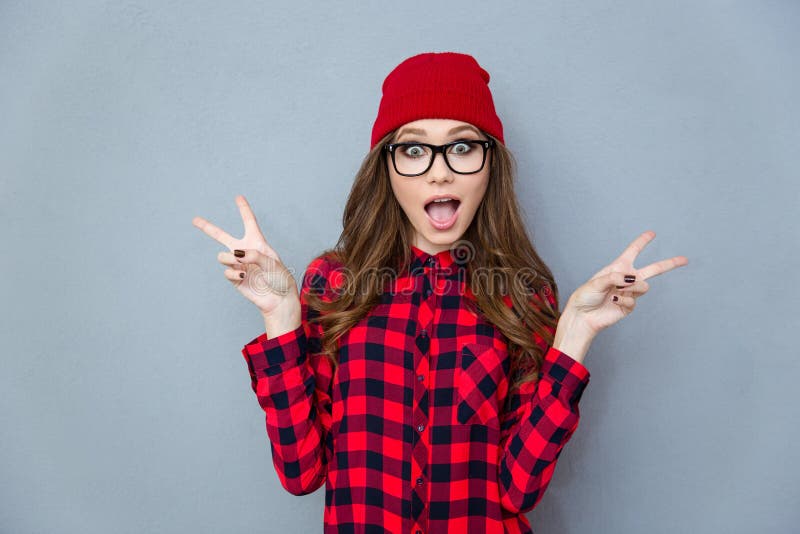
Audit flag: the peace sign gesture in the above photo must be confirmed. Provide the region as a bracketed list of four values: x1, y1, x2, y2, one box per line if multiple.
[563, 230, 689, 338]
[192, 195, 300, 319]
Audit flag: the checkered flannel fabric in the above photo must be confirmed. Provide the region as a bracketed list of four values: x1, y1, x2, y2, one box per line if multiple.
[242, 245, 590, 533]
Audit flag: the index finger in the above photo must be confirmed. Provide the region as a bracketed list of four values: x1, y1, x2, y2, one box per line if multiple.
[636, 255, 689, 281]
[192, 215, 236, 249]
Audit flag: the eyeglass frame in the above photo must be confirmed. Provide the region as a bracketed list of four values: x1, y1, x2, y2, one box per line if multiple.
[383, 138, 495, 177]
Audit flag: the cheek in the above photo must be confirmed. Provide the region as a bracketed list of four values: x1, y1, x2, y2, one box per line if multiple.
[389, 177, 419, 215]
[467, 176, 490, 209]
[477, 170, 490, 196]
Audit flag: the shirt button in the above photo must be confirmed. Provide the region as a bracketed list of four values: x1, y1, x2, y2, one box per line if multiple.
[417, 424, 424, 432]
[420, 329, 427, 337]
[424, 288, 432, 298]
[416, 477, 424, 486]
[417, 374, 424, 382]
[416, 531, 422, 534]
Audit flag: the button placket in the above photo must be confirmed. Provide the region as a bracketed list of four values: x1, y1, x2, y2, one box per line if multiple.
[411, 255, 435, 531]
[425, 256, 446, 302]
[411, 302, 431, 524]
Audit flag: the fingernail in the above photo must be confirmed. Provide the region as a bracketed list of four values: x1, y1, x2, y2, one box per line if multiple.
[234, 249, 245, 258]
[239, 272, 245, 278]
[624, 274, 636, 283]
[613, 295, 619, 302]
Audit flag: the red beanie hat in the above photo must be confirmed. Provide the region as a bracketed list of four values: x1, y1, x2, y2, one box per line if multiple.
[370, 51, 505, 150]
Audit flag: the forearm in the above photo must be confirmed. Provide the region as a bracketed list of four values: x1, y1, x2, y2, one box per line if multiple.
[243, 255, 337, 495]
[242, 322, 329, 496]
[496, 348, 591, 514]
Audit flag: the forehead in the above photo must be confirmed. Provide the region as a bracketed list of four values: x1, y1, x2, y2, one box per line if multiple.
[395, 119, 480, 138]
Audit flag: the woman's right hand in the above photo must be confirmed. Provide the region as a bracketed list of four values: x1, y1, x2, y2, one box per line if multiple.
[192, 195, 300, 319]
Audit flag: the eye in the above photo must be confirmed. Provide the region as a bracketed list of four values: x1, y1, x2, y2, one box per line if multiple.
[449, 141, 473, 154]
[402, 144, 427, 157]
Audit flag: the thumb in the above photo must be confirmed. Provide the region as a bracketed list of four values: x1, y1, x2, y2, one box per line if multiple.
[589, 271, 637, 293]
[233, 248, 273, 271]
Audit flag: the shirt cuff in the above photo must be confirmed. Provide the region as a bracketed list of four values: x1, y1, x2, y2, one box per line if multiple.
[541, 345, 591, 393]
[242, 324, 307, 378]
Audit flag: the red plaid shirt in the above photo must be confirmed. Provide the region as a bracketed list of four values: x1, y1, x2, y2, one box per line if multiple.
[242, 245, 590, 533]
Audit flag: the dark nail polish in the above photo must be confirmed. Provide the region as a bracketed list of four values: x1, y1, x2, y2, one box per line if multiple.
[234, 249, 245, 258]
[613, 295, 619, 302]
[239, 272, 245, 278]
[616, 285, 625, 289]
[624, 274, 636, 283]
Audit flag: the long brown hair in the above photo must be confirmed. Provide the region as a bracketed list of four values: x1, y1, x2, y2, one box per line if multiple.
[303, 129, 562, 391]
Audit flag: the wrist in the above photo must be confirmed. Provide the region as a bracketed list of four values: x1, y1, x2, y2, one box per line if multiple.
[552, 306, 595, 365]
[261, 302, 301, 339]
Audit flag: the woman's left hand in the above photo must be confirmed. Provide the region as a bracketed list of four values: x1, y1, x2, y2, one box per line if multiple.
[564, 230, 689, 338]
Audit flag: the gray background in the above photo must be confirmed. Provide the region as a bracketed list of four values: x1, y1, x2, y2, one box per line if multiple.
[2, 1, 798, 533]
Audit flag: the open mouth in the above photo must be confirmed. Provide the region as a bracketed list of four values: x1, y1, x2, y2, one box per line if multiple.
[424, 198, 461, 230]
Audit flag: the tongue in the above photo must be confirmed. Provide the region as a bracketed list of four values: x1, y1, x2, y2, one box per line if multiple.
[426, 200, 457, 222]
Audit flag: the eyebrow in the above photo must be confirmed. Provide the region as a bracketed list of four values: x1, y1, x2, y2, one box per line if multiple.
[395, 124, 482, 141]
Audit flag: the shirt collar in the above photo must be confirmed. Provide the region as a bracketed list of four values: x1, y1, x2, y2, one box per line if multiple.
[409, 244, 458, 273]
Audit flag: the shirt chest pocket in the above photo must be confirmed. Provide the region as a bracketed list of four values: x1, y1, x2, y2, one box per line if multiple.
[456, 343, 510, 429]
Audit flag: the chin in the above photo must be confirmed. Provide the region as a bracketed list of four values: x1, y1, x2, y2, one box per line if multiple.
[421, 228, 465, 246]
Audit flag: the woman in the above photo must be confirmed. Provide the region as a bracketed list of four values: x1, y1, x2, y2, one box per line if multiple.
[192, 51, 688, 533]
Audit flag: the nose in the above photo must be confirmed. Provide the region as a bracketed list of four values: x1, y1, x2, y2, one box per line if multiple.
[427, 149, 453, 182]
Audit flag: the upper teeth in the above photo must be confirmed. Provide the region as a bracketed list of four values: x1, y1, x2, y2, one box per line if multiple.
[432, 198, 453, 203]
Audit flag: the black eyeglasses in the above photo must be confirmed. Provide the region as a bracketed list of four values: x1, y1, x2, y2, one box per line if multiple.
[384, 138, 495, 177]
